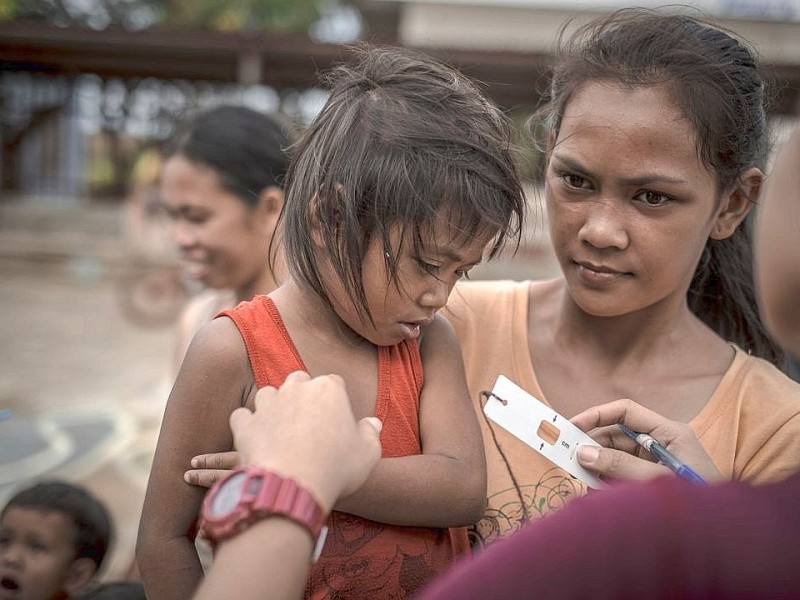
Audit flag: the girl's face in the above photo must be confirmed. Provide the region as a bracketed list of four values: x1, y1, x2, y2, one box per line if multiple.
[323, 213, 491, 346]
[545, 81, 733, 318]
[160, 154, 280, 294]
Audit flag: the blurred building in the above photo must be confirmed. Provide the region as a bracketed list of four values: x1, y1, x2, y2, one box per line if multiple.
[2, 0, 799, 203]
[384, 0, 800, 150]
[392, 0, 800, 53]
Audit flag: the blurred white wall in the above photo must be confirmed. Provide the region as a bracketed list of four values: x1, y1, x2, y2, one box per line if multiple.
[388, 1, 800, 64]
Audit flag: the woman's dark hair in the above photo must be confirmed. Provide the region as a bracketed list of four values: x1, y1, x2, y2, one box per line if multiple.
[165, 105, 292, 207]
[3, 480, 112, 570]
[534, 9, 782, 365]
[282, 44, 525, 322]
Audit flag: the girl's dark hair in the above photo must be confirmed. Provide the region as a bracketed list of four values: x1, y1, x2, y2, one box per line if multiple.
[165, 105, 292, 206]
[282, 44, 525, 322]
[534, 9, 782, 365]
[3, 480, 112, 570]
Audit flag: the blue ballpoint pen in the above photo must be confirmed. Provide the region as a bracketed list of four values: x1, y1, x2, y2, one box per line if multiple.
[618, 424, 707, 485]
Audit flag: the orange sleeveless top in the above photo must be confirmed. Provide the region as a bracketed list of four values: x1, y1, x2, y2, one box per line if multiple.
[219, 295, 469, 599]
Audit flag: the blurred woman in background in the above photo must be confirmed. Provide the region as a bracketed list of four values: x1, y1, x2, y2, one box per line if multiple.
[159, 105, 292, 368]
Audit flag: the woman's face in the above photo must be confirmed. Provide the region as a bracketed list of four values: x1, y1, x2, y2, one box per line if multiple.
[160, 154, 278, 293]
[545, 81, 726, 319]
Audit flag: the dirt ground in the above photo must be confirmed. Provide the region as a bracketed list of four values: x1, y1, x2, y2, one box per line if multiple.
[0, 260, 173, 579]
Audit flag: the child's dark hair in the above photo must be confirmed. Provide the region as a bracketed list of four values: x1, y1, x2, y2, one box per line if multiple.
[165, 104, 292, 206]
[534, 8, 782, 365]
[282, 44, 525, 321]
[2, 481, 112, 570]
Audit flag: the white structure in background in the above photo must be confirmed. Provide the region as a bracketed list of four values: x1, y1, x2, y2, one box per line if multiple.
[388, 0, 800, 65]
[386, 0, 800, 153]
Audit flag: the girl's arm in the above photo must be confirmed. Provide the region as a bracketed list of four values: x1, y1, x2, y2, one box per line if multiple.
[136, 318, 254, 600]
[334, 314, 487, 527]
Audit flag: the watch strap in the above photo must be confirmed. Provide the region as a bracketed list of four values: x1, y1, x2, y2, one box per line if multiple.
[258, 470, 326, 539]
[200, 466, 327, 551]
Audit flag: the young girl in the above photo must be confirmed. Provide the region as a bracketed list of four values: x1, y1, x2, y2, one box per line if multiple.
[443, 9, 800, 547]
[136, 46, 525, 598]
[158, 105, 292, 369]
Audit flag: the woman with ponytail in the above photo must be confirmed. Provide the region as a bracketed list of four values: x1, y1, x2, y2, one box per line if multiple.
[184, 10, 800, 552]
[444, 8, 800, 547]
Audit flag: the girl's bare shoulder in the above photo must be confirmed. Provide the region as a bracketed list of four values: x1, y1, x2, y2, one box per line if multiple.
[178, 316, 253, 393]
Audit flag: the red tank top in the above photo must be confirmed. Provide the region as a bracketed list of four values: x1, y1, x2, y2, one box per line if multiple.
[219, 295, 469, 599]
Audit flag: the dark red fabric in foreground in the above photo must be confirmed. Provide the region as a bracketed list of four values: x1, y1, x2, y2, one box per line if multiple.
[419, 473, 800, 599]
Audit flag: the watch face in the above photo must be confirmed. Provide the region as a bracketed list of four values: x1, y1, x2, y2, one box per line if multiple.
[209, 471, 247, 517]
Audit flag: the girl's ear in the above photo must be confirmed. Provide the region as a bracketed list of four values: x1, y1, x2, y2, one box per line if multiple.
[307, 185, 344, 248]
[63, 557, 97, 596]
[710, 167, 763, 240]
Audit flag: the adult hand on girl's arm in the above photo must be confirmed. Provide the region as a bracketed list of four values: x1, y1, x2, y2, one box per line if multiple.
[570, 399, 724, 483]
[228, 371, 383, 507]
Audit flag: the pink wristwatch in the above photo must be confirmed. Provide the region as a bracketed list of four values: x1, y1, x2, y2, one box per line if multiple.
[199, 466, 328, 560]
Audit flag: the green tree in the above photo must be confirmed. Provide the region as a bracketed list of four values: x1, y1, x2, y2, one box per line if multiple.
[1, 0, 321, 33]
[165, 0, 319, 33]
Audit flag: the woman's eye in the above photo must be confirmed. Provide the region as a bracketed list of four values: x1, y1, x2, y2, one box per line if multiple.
[560, 173, 589, 190]
[186, 214, 209, 225]
[455, 268, 472, 280]
[636, 190, 672, 207]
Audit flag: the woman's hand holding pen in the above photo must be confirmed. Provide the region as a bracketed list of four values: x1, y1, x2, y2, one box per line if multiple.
[237, 372, 383, 508]
[570, 399, 724, 484]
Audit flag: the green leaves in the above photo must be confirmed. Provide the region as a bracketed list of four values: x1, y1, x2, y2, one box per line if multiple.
[3, 0, 323, 33]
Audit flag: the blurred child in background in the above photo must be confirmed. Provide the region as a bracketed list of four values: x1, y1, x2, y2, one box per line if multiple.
[0, 481, 111, 600]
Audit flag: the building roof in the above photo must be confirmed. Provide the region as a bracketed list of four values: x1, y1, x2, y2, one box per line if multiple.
[1, 18, 798, 113]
